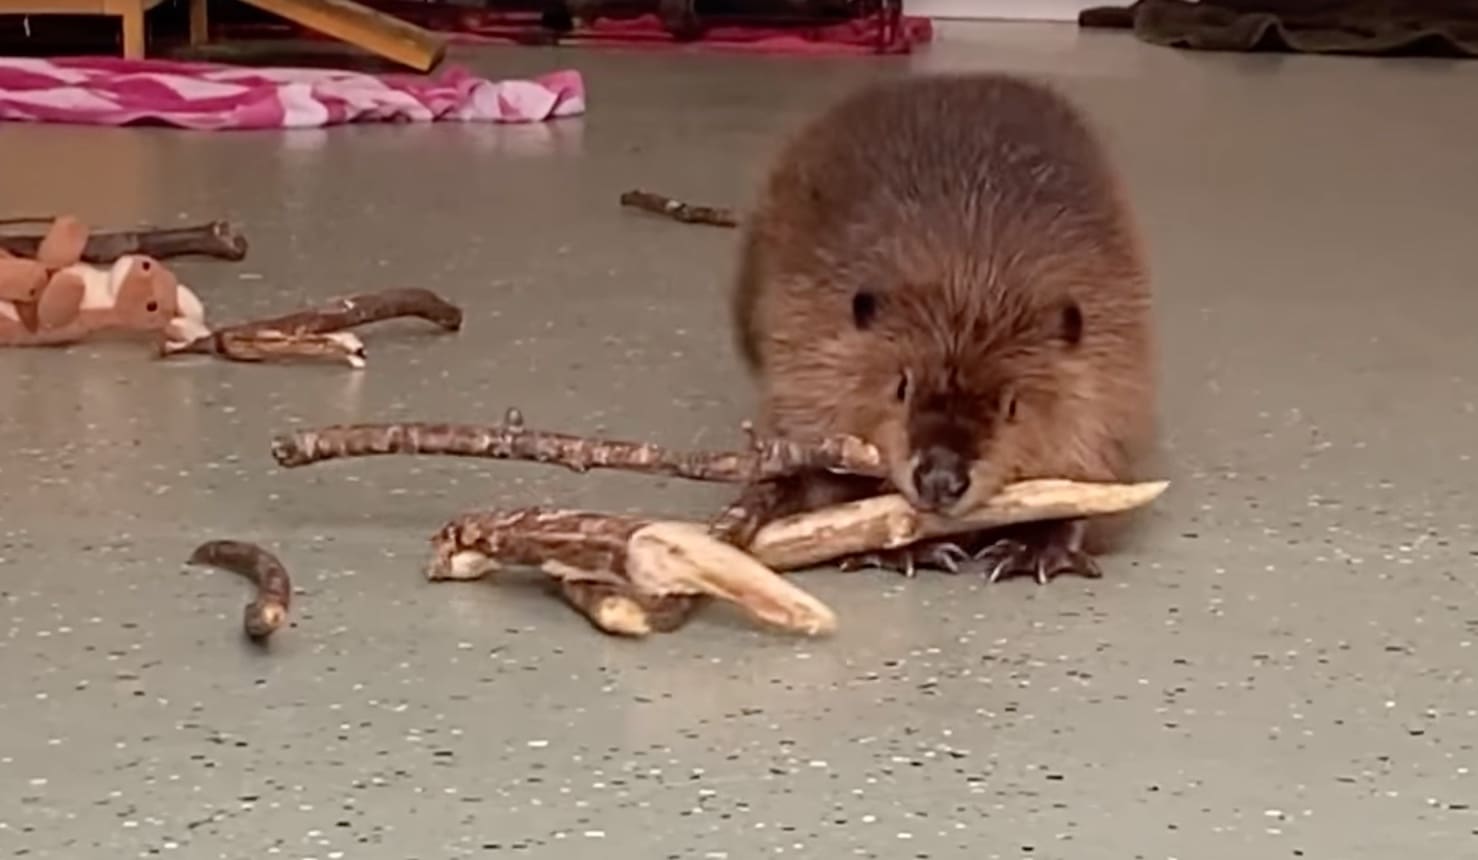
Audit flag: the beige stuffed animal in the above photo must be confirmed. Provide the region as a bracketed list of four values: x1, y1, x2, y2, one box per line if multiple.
[0, 216, 208, 347]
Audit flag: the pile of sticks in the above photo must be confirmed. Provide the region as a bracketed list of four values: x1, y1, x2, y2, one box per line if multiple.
[266, 415, 1167, 637]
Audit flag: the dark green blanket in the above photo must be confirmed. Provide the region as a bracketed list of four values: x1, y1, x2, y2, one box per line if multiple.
[1080, 0, 1478, 57]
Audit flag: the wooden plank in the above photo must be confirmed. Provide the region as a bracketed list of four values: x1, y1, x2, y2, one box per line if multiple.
[0, 0, 166, 12]
[0, 0, 110, 14]
[236, 0, 445, 71]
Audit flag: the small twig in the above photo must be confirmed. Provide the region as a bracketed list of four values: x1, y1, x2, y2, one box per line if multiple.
[619, 190, 739, 228]
[270, 413, 883, 481]
[426, 508, 837, 637]
[0, 220, 248, 262]
[163, 288, 462, 366]
[187, 540, 293, 640]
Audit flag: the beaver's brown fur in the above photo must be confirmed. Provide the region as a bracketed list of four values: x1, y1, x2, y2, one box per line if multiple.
[732, 73, 1157, 580]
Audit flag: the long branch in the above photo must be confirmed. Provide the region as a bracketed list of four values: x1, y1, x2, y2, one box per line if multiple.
[270, 416, 884, 482]
[0, 220, 248, 262]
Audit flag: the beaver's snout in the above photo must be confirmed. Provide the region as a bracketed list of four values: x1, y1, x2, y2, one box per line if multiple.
[911, 446, 970, 511]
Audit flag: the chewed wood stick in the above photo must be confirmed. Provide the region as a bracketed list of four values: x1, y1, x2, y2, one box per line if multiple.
[0, 219, 248, 262]
[747, 479, 1170, 571]
[270, 414, 884, 481]
[426, 508, 837, 637]
[187, 539, 293, 640]
[163, 287, 462, 366]
[619, 189, 739, 227]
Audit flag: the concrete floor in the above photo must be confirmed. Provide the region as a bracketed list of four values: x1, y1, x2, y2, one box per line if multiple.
[2, 20, 1477, 860]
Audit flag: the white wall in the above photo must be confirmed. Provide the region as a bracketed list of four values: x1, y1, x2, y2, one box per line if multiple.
[903, 0, 1103, 20]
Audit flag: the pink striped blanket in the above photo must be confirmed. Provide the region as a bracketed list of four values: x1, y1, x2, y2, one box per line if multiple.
[0, 57, 585, 130]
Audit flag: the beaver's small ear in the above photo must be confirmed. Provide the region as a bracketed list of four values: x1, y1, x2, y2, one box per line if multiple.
[1060, 300, 1084, 347]
[852, 291, 879, 329]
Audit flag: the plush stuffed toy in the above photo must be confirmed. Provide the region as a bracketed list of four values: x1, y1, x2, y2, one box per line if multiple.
[0, 216, 208, 347]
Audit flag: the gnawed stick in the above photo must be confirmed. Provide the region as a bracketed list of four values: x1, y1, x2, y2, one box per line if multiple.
[619, 190, 739, 228]
[187, 539, 293, 640]
[270, 416, 883, 481]
[0, 219, 248, 262]
[163, 288, 462, 366]
[426, 508, 837, 637]
[746, 479, 1171, 572]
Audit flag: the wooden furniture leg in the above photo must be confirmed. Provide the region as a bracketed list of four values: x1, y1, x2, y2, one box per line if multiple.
[120, 6, 145, 58]
[189, 0, 208, 45]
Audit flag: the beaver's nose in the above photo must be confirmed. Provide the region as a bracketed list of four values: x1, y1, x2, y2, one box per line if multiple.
[912, 446, 969, 510]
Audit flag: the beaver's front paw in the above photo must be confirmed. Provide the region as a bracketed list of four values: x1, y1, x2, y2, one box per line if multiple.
[837, 539, 973, 578]
[970, 533, 1102, 585]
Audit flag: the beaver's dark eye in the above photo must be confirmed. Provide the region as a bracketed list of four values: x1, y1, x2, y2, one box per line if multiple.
[896, 371, 909, 402]
[852, 291, 878, 329]
[1003, 390, 1019, 422]
[1060, 301, 1084, 346]
[145, 301, 159, 313]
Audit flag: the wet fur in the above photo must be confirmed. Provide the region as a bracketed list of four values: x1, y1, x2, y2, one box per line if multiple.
[733, 73, 1157, 553]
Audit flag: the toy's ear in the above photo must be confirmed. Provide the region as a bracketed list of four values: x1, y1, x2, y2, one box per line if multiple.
[36, 215, 89, 269]
[36, 270, 85, 331]
[0, 258, 48, 302]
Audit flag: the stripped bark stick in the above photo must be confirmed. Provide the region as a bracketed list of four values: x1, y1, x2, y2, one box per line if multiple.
[187, 539, 293, 640]
[0, 220, 248, 262]
[619, 190, 739, 227]
[746, 479, 1171, 571]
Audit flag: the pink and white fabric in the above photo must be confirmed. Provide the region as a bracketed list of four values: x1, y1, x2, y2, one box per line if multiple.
[0, 57, 585, 130]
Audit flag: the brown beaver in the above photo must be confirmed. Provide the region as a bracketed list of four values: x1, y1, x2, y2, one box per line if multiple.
[732, 73, 1157, 583]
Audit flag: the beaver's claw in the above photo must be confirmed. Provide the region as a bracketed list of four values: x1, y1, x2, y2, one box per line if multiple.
[837, 540, 973, 578]
[970, 538, 1103, 585]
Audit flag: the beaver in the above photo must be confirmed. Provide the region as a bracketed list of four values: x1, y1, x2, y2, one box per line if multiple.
[731, 73, 1157, 583]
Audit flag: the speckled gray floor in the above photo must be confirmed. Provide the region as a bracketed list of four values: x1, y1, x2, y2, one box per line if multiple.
[2, 20, 1477, 860]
